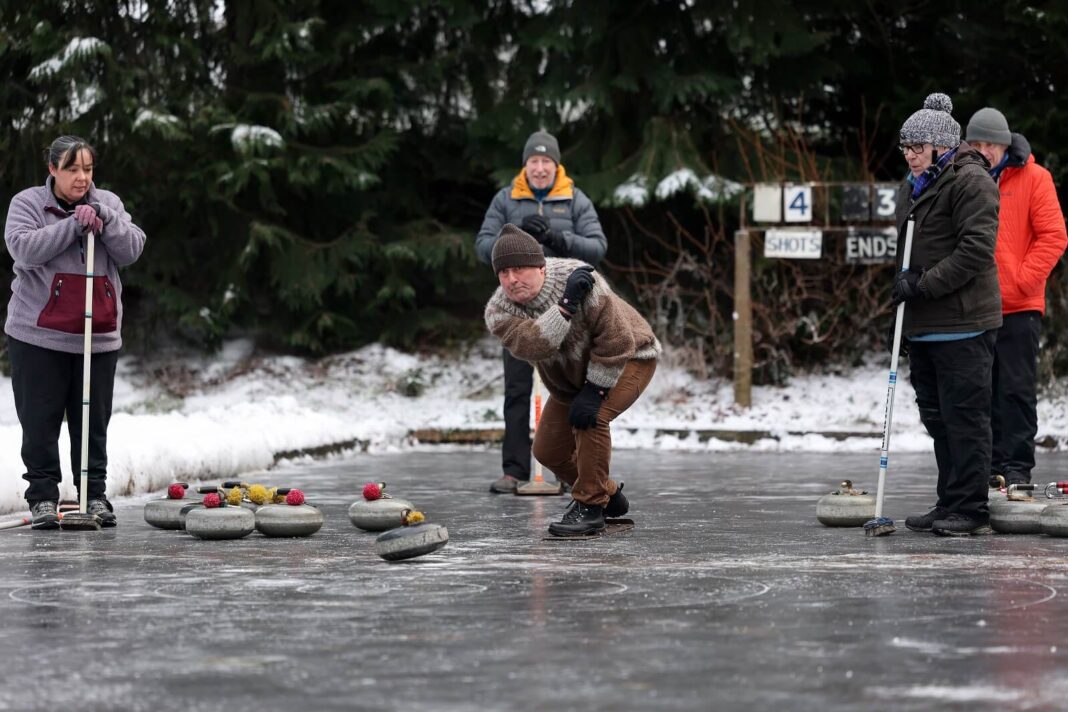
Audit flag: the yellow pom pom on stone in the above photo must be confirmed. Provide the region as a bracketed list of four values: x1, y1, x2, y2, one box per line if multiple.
[226, 487, 244, 506]
[247, 484, 269, 505]
[404, 510, 425, 526]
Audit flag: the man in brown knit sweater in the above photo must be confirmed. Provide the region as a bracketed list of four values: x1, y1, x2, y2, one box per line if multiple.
[484, 224, 660, 536]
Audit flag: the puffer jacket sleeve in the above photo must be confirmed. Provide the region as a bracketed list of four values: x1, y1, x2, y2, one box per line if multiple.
[93, 194, 146, 267]
[920, 170, 1000, 300]
[1015, 170, 1067, 295]
[4, 193, 80, 266]
[475, 189, 509, 266]
[558, 188, 607, 266]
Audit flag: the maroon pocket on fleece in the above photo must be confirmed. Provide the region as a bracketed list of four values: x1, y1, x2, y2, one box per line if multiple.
[36, 273, 118, 334]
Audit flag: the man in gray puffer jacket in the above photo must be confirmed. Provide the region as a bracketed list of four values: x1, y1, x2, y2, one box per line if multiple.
[475, 131, 607, 494]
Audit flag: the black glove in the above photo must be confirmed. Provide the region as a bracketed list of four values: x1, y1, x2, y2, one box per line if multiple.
[569, 381, 609, 429]
[891, 269, 925, 304]
[521, 214, 550, 237]
[558, 266, 595, 318]
[522, 214, 567, 254]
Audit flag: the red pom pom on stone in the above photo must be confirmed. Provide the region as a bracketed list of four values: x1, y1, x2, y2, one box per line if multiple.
[203, 492, 222, 508]
[363, 483, 382, 501]
[285, 489, 305, 506]
[167, 483, 186, 500]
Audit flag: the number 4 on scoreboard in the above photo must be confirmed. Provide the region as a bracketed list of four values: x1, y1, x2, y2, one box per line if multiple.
[783, 184, 813, 223]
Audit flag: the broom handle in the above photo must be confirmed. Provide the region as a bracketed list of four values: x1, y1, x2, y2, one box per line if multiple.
[532, 368, 543, 483]
[874, 218, 914, 519]
[79, 230, 95, 514]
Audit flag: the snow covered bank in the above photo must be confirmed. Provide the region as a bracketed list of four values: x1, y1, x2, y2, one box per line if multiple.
[2, 337, 1067, 515]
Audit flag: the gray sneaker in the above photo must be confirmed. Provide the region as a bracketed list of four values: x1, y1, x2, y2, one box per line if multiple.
[489, 475, 523, 494]
[86, 498, 117, 527]
[30, 501, 60, 530]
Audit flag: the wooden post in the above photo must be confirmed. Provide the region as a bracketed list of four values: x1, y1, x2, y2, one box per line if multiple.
[733, 228, 753, 408]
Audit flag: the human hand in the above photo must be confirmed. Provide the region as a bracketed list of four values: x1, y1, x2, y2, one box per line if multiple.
[891, 269, 925, 304]
[558, 266, 595, 317]
[73, 204, 103, 234]
[521, 213, 550, 237]
[569, 381, 609, 429]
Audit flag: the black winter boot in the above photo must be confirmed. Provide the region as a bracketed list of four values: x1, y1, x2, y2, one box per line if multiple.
[604, 482, 629, 518]
[87, 498, 117, 527]
[548, 500, 605, 537]
[904, 507, 947, 532]
[29, 501, 60, 530]
[932, 512, 992, 537]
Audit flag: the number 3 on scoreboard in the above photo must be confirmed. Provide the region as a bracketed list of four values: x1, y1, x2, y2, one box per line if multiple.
[783, 185, 812, 223]
[874, 186, 897, 218]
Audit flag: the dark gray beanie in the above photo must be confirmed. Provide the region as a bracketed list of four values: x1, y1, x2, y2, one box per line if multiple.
[966, 107, 1011, 145]
[900, 93, 961, 148]
[521, 131, 561, 165]
[492, 224, 546, 273]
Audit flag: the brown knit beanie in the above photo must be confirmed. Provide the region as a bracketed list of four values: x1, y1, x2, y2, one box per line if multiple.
[491, 224, 546, 272]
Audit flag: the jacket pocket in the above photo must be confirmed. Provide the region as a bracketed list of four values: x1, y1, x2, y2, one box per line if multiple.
[36, 273, 118, 334]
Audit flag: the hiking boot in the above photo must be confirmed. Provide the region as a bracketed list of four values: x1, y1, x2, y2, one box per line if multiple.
[29, 501, 60, 530]
[490, 475, 524, 494]
[604, 482, 629, 518]
[904, 507, 947, 532]
[548, 500, 605, 537]
[932, 513, 992, 537]
[86, 498, 117, 527]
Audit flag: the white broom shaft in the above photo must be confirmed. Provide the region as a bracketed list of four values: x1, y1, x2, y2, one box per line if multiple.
[532, 368, 543, 482]
[873, 219, 915, 518]
[79, 231, 95, 514]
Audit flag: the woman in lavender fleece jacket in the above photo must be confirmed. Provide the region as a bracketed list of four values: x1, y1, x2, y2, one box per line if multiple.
[3, 135, 146, 529]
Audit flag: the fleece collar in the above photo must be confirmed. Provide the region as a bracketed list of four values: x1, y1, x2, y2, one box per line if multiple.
[511, 165, 574, 201]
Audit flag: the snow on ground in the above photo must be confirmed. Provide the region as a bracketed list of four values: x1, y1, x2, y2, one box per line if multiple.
[2, 337, 1067, 515]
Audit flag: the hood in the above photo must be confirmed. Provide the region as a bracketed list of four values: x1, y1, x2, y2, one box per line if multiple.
[951, 141, 991, 170]
[1005, 132, 1032, 168]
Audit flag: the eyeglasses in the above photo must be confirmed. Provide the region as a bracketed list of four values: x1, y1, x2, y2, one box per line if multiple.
[899, 144, 927, 156]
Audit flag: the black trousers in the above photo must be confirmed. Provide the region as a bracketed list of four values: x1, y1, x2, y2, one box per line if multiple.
[7, 336, 119, 504]
[502, 348, 532, 480]
[991, 311, 1041, 483]
[908, 331, 996, 519]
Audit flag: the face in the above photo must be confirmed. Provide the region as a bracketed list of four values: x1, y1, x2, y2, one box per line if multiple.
[900, 142, 934, 178]
[498, 266, 546, 304]
[971, 141, 1008, 168]
[48, 148, 94, 203]
[524, 155, 557, 190]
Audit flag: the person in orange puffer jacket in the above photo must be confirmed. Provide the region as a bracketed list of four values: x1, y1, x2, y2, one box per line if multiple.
[966, 107, 1068, 487]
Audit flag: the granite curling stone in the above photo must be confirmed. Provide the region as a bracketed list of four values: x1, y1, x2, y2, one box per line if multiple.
[374, 511, 449, 561]
[816, 480, 876, 527]
[1040, 503, 1068, 537]
[144, 483, 192, 530]
[185, 493, 255, 540]
[255, 489, 323, 538]
[348, 482, 415, 532]
[990, 485, 1046, 534]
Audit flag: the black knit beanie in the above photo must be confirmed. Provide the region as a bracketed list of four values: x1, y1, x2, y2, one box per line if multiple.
[491, 224, 546, 273]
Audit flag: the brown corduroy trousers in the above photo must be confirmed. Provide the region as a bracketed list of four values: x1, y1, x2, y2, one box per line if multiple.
[532, 358, 657, 506]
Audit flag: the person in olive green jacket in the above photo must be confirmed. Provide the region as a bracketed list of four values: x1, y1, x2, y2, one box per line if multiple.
[890, 93, 1002, 536]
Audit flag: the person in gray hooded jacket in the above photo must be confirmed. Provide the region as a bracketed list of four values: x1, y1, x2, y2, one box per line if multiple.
[475, 130, 607, 494]
[4, 135, 146, 528]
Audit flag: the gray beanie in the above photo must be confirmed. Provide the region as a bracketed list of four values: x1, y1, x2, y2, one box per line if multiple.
[900, 93, 961, 148]
[966, 107, 1011, 145]
[521, 131, 561, 165]
[492, 223, 546, 273]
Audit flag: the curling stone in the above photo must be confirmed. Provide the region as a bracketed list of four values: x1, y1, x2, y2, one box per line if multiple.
[1040, 503, 1068, 537]
[255, 489, 323, 538]
[185, 493, 255, 540]
[144, 483, 192, 529]
[348, 482, 415, 532]
[375, 518, 449, 561]
[990, 485, 1045, 534]
[816, 480, 876, 527]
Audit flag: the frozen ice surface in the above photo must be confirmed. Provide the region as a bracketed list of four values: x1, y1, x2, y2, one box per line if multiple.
[0, 449, 1066, 711]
